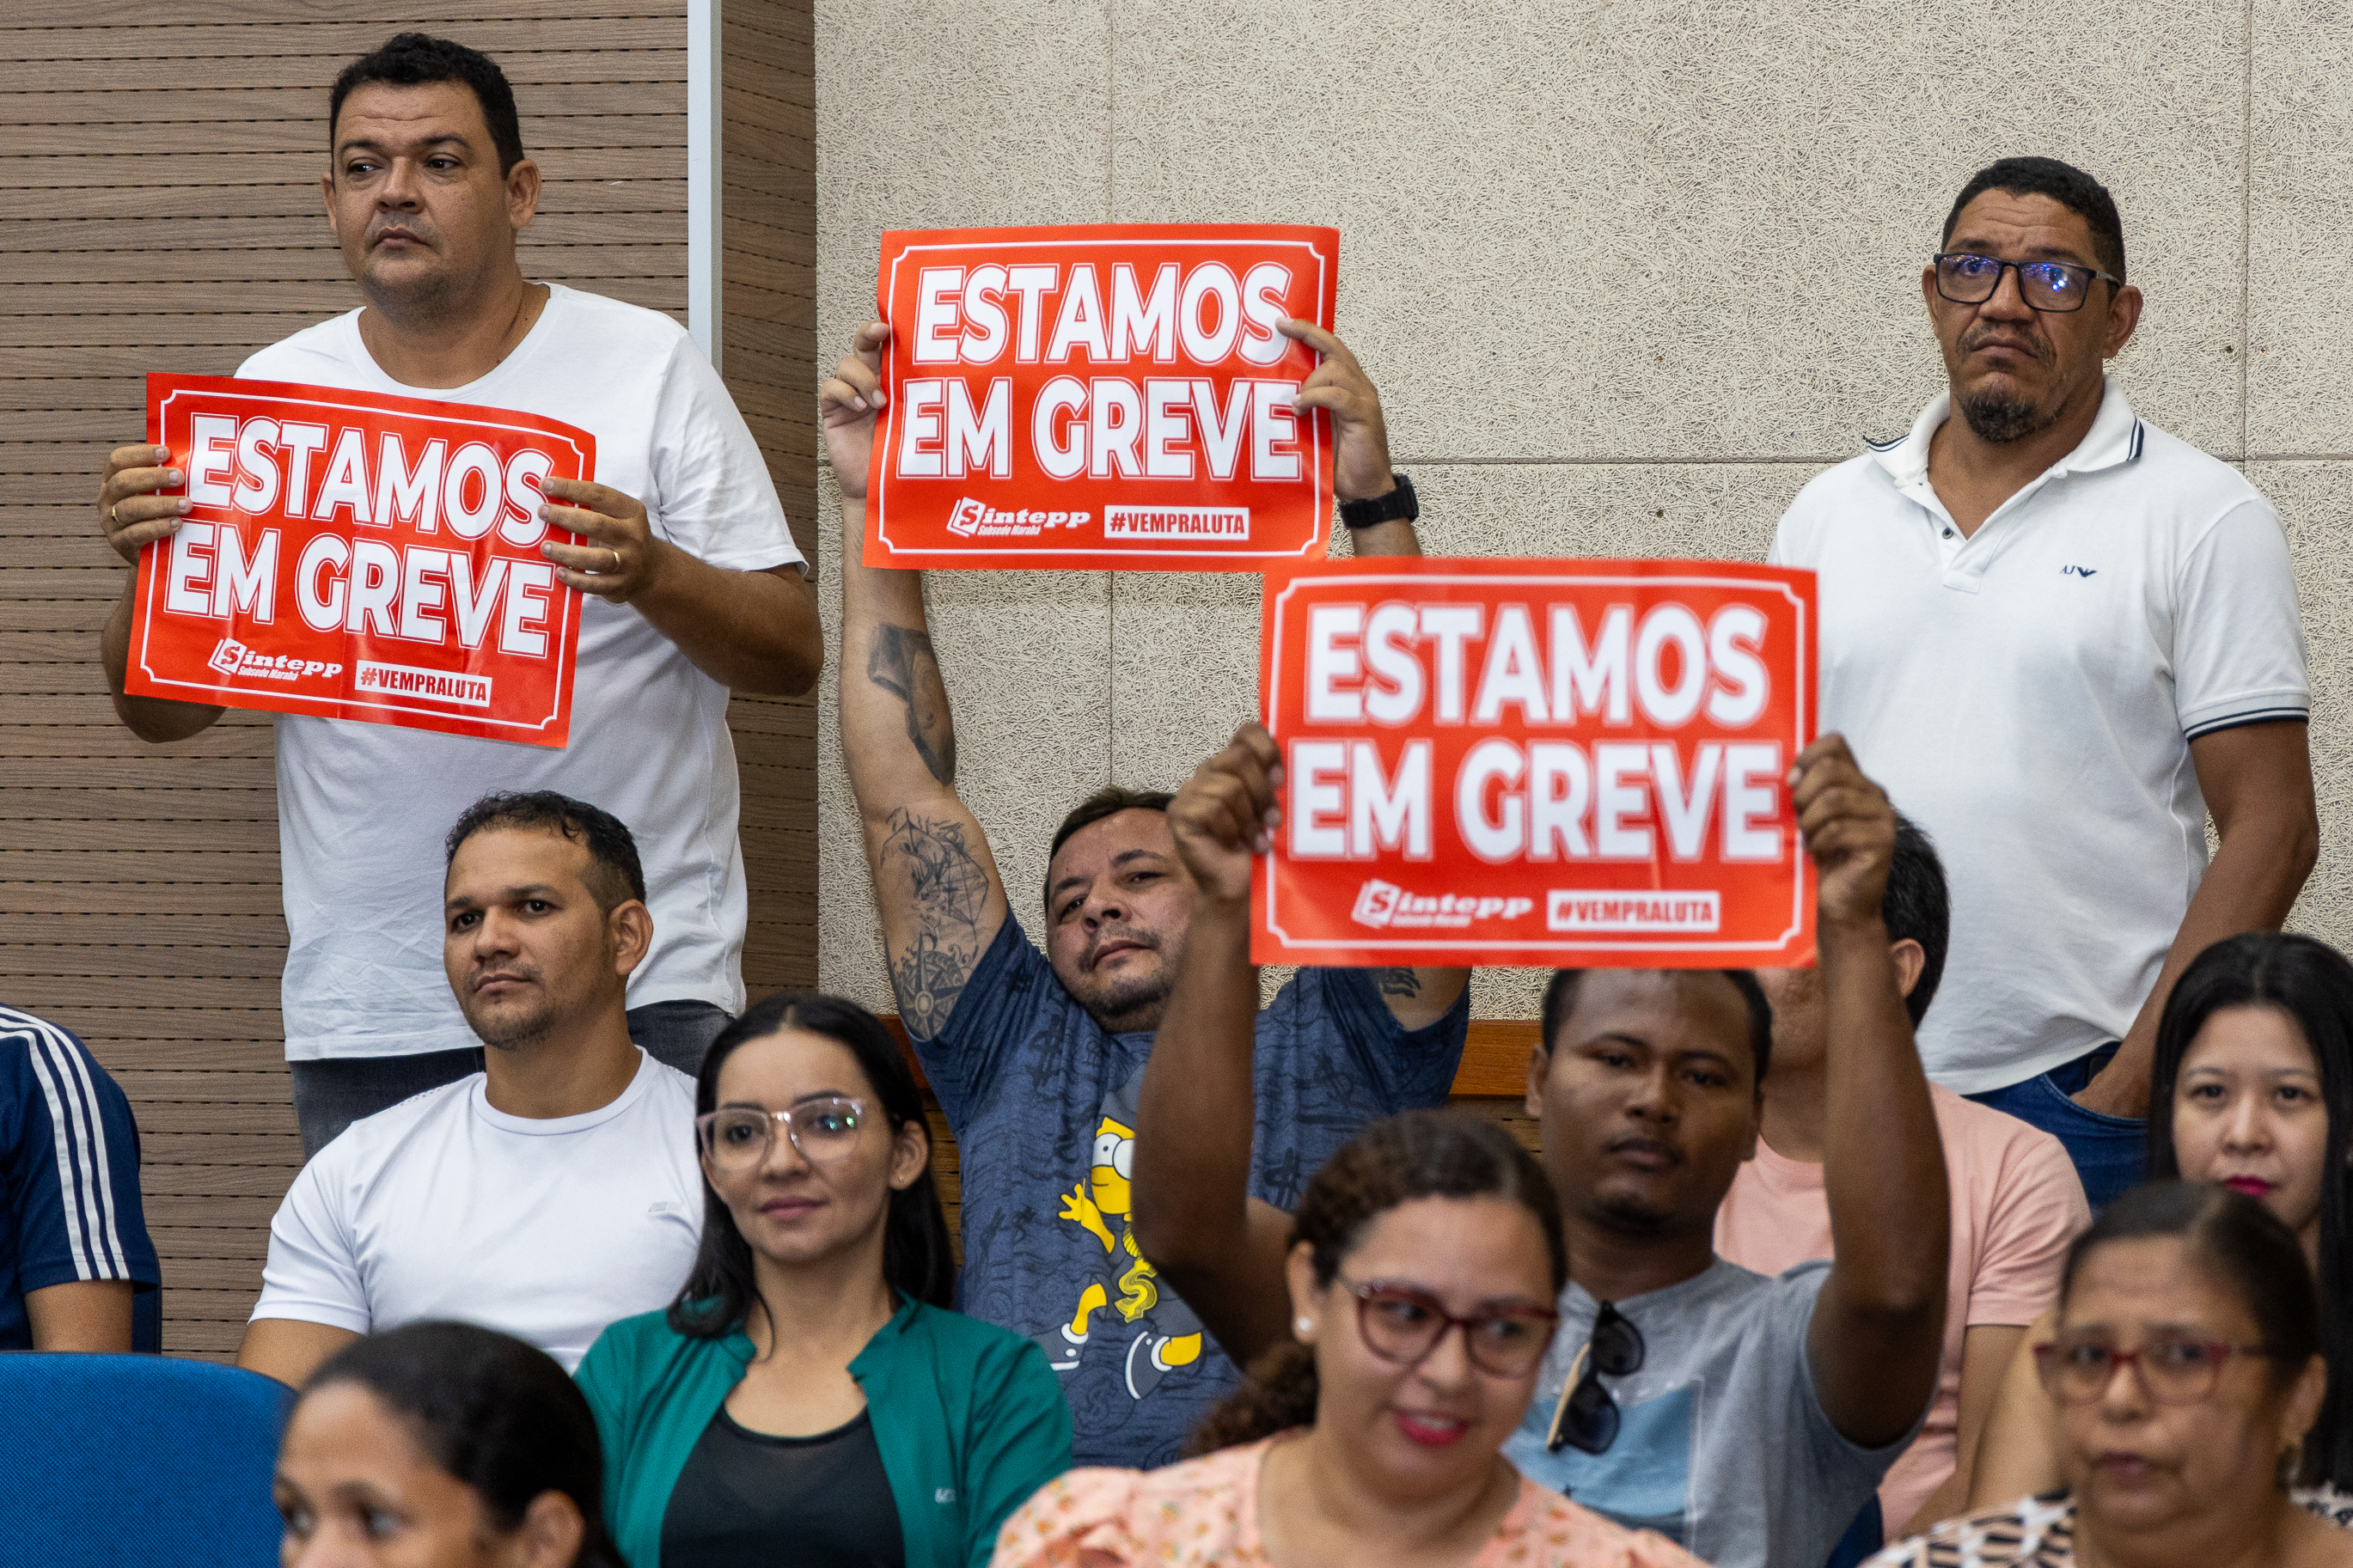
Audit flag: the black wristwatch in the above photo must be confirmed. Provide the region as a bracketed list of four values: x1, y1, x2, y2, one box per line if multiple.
[1339, 473, 1418, 529]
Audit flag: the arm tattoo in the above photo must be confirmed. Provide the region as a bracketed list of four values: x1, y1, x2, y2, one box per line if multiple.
[878, 808, 989, 1035]
[1373, 968, 1423, 998]
[892, 932, 973, 1040]
[866, 623, 957, 787]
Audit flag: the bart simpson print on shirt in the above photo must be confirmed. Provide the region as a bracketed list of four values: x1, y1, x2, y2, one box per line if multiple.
[1030, 1066, 1206, 1400]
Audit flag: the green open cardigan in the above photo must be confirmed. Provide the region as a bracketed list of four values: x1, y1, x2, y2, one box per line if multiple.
[575, 1296, 1073, 1568]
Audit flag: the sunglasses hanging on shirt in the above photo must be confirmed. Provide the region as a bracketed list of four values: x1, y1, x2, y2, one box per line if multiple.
[1545, 1300, 1646, 1455]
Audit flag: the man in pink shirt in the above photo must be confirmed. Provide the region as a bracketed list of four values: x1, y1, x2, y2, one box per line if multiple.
[1715, 815, 2088, 1540]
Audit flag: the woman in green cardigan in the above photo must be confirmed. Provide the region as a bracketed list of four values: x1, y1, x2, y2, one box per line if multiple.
[576, 991, 1072, 1568]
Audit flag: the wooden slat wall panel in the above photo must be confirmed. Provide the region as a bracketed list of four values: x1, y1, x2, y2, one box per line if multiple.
[721, 0, 818, 998]
[1, 6, 689, 1359]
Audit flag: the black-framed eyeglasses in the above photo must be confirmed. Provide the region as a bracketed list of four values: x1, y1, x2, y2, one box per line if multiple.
[2032, 1335, 2277, 1406]
[695, 1096, 869, 1171]
[1335, 1273, 1560, 1378]
[1933, 251, 2121, 314]
[1545, 1300, 1645, 1454]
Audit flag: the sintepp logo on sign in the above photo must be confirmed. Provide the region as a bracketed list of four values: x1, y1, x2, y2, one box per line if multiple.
[1351, 879, 1536, 930]
[207, 636, 342, 686]
[944, 497, 1091, 538]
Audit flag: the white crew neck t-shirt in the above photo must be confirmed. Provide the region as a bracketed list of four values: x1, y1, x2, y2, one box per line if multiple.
[1771, 382, 2307, 1092]
[251, 1048, 702, 1370]
[236, 285, 804, 1061]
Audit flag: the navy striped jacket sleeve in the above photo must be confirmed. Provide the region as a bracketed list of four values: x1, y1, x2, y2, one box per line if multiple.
[2, 1005, 161, 1296]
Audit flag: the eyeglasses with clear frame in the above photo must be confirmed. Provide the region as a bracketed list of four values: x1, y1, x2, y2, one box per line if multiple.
[695, 1097, 868, 1171]
[1335, 1273, 1560, 1378]
[1933, 252, 2122, 314]
[2031, 1334, 2277, 1405]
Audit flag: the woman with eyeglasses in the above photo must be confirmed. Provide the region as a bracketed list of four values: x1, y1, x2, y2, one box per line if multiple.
[576, 991, 1072, 1568]
[1875, 1181, 2350, 1568]
[989, 1111, 1700, 1568]
[1967, 931, 2353, 1522]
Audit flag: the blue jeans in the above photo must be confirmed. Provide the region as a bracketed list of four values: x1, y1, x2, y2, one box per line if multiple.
[290, 1045, 484, 1158]
[624, 999, 733, 1080]
[1965, 1041, 2148, 1210]
[290, 1001, 734, 1155]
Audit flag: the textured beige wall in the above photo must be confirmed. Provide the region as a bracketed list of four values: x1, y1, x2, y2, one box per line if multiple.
[816, 0, 2351, 1016]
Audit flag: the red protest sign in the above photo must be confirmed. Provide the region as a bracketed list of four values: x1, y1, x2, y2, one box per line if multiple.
[125, 374, 593, 747]
[1254, 558, 1818, 967]
[864, 223, 1339, 571]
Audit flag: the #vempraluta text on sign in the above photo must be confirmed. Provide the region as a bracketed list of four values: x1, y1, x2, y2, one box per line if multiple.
[1254, 558, 1821, 967]
[864, 223, 1340, 571]
[125, 374, 593, 747]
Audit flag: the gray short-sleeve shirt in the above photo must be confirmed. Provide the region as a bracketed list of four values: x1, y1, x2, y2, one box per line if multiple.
[1504, 1259, 1912, 1568]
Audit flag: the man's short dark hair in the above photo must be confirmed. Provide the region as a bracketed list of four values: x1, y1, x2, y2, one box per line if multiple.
[444, 791, 645, 913]
[1942, 156, 2126, 285]
[330, 34, 526, 176]
[1884, 812, 1951, 1028]
[1044, 786, 1175, 906]
[1537, 968, 1774, 1089]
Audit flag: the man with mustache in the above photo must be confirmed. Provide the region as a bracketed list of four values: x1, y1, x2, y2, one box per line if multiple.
[237, 791, 701, 1388]
[1769, 156, 2315, 1205]
[1131, 728, 1949, 1568]
[823, 316, 1470, 1466]
[93, 34, 821, 1153]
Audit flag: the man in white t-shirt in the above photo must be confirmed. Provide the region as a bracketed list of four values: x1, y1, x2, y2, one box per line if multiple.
[1769, 156, 2316, 1206]
[93, 34, 820, 1152]
[238, 793, 702, 1386]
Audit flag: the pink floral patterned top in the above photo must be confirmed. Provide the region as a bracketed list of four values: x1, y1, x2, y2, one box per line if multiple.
[988, 1436, 1711, 1568]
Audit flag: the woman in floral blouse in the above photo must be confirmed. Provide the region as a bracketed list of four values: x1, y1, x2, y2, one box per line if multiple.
[987, 1111, 1704, 1568]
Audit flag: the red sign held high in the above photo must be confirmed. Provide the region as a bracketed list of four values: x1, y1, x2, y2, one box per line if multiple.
[126, 374, 593, 747]
[865, 223, 1340, 571]
[1254, 558, 1819, 967]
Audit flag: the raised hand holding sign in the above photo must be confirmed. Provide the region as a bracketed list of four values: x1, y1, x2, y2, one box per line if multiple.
[1254, 557, 1820, 967]
[123, 373, 593, 747]
[862, 224, 1342, 570]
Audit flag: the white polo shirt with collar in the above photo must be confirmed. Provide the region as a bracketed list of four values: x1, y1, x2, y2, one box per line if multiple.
[1769, 379, 2307, 1093]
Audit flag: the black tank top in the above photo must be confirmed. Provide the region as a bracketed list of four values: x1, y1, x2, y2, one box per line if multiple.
[658, 1404, 907, 1568]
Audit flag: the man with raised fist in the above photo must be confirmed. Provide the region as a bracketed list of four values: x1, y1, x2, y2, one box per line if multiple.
[825, 311, 1469, 1467]
[1133, 727, 1949, 1568]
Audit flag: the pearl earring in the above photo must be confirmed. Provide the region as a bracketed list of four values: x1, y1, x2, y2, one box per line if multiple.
[1295, 1316, 1315, 1337]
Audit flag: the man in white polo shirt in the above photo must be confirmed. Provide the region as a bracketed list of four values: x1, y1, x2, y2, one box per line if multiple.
[237, 792, 701, 1386]
[1771, 156, 2316, 1206]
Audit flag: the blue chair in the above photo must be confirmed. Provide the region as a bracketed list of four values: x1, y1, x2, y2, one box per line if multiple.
[0, 1352, 291, 1566]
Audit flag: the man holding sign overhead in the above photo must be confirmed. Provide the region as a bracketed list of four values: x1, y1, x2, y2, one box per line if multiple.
[1134, 723, 1947, 1568]
[92, 34, 821, 1153]
[824, 251, 1468, 1465]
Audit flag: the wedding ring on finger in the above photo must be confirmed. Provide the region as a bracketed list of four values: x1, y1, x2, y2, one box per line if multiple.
[607, 547, 622, 574]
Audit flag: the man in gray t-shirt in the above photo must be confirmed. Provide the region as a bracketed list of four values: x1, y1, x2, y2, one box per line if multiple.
[1135, 733, 1951, 1568]
[1505, 1260, 1877, 1566]
[1500, 736, 1953, 1568]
